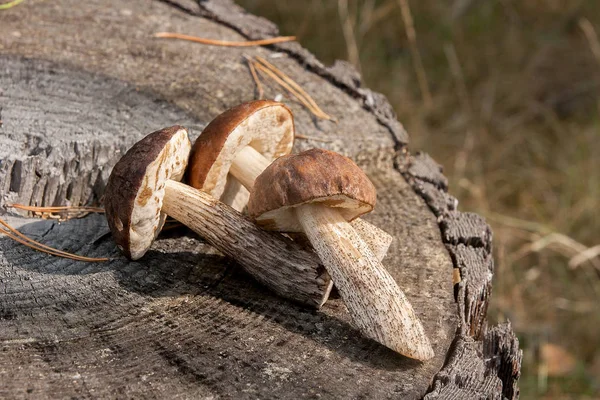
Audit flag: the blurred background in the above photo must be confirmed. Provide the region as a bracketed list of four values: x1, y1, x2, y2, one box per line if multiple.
[237, 1, 599, 398]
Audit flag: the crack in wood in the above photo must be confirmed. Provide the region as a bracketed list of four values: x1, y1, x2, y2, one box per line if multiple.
[400, 151, 522, 399]
[0, 1, 521, 397]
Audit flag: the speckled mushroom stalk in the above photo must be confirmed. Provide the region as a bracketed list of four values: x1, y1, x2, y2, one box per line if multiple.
[187, 100, 393, 262]
[104, 126, 331, 308]
[248, 149, 434, 361]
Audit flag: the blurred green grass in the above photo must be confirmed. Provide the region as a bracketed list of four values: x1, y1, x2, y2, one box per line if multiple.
[238, 0, 600, 398]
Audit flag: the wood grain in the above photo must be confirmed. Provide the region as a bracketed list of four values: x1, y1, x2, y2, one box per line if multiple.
[400, 151, 522, 398]
[0, 0, 520, 398]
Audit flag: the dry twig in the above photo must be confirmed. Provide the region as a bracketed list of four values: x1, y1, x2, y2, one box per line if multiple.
[155, 32, 296, 47]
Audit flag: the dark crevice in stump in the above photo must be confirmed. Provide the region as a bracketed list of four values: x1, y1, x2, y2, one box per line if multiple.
[400, 151, 522, 399]
[0, 0, 521, 398]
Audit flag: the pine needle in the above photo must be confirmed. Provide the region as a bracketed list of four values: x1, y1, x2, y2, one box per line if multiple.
[249, 58, 335, 121]
[0, 0, 24, 10]
[154, 32, 296, 47]
[8, 204, 104, 221]
[254, 56, 335, 121]
[253, 61, 322, 118]
[295, 134, 332, 143]
[0, 218, 109, 262]
[9, 204, 104, 213]
[246, 58, 264, 100]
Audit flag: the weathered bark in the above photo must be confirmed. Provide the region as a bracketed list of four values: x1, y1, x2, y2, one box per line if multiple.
[399, 152, 522, 399]
[0, 0, 520, 398]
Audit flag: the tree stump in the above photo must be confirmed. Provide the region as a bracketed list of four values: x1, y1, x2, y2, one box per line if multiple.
[0, 1, 522, 398]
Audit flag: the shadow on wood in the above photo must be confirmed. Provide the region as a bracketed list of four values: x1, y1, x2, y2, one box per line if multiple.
[0, 0, 521, 398]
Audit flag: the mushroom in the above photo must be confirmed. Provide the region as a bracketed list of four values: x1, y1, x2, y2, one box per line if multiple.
[186, 100, 392, 261]
[104, 126, 331, 308]
[247, 148, 434, 360]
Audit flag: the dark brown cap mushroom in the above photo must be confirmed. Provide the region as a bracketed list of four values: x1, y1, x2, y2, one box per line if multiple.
[248, 148, 376, 231]
[105, 126, 190, 260]
[187, 101, 393, 260]
[104, 126, 331, 307]
[248, 148, 434, 361]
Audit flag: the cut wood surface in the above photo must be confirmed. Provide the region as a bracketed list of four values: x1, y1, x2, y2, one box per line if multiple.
[0, 0, 521, 399]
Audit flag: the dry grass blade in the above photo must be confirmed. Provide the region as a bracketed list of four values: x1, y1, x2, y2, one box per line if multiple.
[444, 43, 472, 115]
[155, 32, 296, 47]
[338, 0, 362, 73]
[444, 43, 476, 180]
[569, 244, 600, 270]
[0, 0, 24, 10]
[0, 219, 109, 262]
[253, 56, 335, 121]
[579, 18, 600, 68]
[484, 211, 553, 234]
[395, 0, 432, 108]
[360, 1, 396, 35]
[510, 232, 600, 272]
[486, 212, 600, 272]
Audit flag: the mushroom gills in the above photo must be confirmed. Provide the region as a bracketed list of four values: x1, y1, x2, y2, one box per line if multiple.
[231, 145, 393, 261]
[247, 148, 434, 360]
[128, 129, 191, 260]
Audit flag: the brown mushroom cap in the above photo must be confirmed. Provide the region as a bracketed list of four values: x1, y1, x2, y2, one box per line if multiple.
[248, 148, 376, 232]
[186, 100, 294, 199]
[104, 126, 191, 260]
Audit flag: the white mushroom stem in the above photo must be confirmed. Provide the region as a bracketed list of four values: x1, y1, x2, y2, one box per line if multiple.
[229, 145, 269, 189]
[230, 145, 393, 261]
[348, 218, 391, 261]
[161, 180, 332, 308]
[295, 203, 434, 360]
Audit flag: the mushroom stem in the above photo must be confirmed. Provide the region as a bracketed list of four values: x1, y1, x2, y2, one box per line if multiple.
[161, 180, 332, 308]
[295, 202, 434, 360]
[229, 145, 270, 189]
[230, 145, 393, 261]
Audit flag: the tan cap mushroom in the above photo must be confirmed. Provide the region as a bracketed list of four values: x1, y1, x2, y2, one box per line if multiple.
[187, 100, 393, 260]
[248, 148, 434, 361]
[187, 100, 294, 210]
[104, 126, 331, 307]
